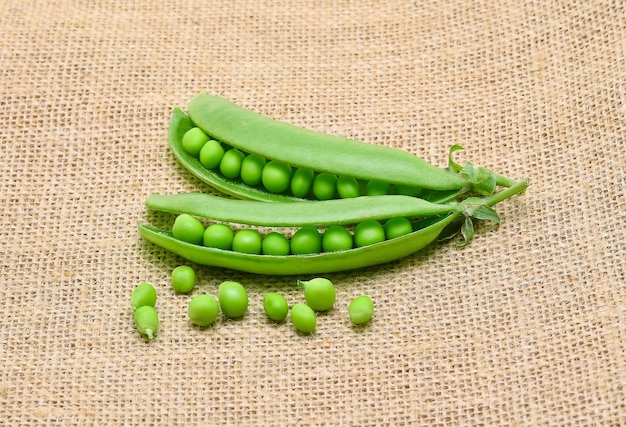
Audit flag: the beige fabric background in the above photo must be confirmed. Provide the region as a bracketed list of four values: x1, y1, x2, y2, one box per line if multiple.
[1, 0, 624, 425]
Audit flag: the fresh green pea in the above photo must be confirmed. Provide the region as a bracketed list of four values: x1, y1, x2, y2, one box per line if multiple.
[232, 229, 262, 254]
[133, 305, 159, 340]
[262, 231, 290, 256]
[290, 168, 314, 198]
[290, 303, 316, 333]
[263, 292, 289, 322]
[365, 180, 390, 196]
[218, 281, 248, 319]
[262, 161, 292, 193]
[203, 223, 234, 250]
[290, 226, 322, 255]
[172, 213, 205, 245]
[322, 225, 353, 252]
[182, 127, 209, 157]
[188, 294, 219, 327]
[384, 217, 413, 239]
[312, 173, 337, 200]
[394, 184, 422, 197]
[131, 282, 157, 312]
[199, 139, 225, 170]
[298, 277, 336, 312]
[354, 219, 386, 247]
[171, 265, 195, 293]
[240, 154, 266, 186]
[348, 295, 374, 325]
[220, 148, 245, 179]
[336, 176, 360, 198]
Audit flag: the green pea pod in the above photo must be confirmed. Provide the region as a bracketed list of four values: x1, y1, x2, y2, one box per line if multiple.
[138, 180, 528, 275]
[170, 93, 484, 202]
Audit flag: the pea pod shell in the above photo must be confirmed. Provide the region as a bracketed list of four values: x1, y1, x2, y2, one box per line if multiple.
[137, 212, 459, 275]
[188, 93, 467, 191]
[145, 192, 460, 227]
[169, 108, 301, 202]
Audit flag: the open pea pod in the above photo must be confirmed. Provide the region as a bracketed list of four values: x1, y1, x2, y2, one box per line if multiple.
[169, 93, 515, 203]
[138, 180, 528, 275]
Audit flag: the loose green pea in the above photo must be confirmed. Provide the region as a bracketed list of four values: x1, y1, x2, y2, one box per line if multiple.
[290, 226, 322, 255]
[298, 277, 336, 312]
[290, 168, 314, 198]
[384, 217, 413, 239]
[182, 127, 209, 157]
[203, 223, 234, 250]
[263, 292, 289, 322]
[199, 139, 225, 170]
[171, 265, 195, 293]
[290, 303, 316, 333]
[262, 161, 292, 193]
[336, 176, 360, 198]
[354, 219, 386, 247]
[188, 294, 219, 327]
[131, 282, 157, 312]
[220, 148, 245, 179]
[348, 295, 374, 325]
[240, 154, 266, 186]
[312, 173, 337, 200]
[365, 180, 390, 196]
[218, 281, 248, 319]
[134, 305, 159, 340]
[322, 225, 353, 252]
[262, 231, 290, 256]
[232, 229, 262, 254]
[172, 213, 205, 245]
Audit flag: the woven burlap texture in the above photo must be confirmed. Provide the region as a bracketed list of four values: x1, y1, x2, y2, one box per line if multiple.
[1, 0, 624, 425]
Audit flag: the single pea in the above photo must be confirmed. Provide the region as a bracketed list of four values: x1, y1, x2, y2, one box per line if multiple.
[218, 281, 248, 319]
[290, 303, 316, 333]
[262, 231, 290, 256]
[322, 225, 353, 252]
[384, 217, 413, 239]
[182, 127, 209, 157]
[365, 180, 390, 196]
[312, 173, 337, 200]
[262, 161, 292, 193]
[240, 154, 266, 186]
[394, 184, 422, 196]
[171, 265, 195, 293]
[131, 282, 157, 312]
[219, 148, 245, 179]
[172, 214, 205, 245]
[336, 176, 360, 198]
[199, 139, 225, 170]
[290, 226, 322, 255]
[188, 294, 220, 327]
[263, 292, 289, 322]
[290, 168, 314, 198]
[232, 229, 262, 254]
[203, 223, 234, 250]
[348, 295, 374, 325]
[133, 305, 159, 340]
[298, 277, 336, 311]
[354, 220, 386, 247]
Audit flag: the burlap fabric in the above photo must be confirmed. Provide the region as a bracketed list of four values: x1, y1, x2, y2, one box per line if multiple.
[1, 0, 624, 425]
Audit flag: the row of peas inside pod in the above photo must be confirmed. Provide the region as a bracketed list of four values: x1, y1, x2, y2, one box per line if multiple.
[180, 126, 423, 200]
[130, 275, 374, 340]
[171, 212, 417, 256]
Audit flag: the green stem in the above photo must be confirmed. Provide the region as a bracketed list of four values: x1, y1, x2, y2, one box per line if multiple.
[482, 178, 529, 207]
[494, 173, 518, 188]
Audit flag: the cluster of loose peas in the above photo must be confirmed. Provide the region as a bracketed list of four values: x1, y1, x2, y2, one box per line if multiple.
[182, 126, 422, 200]
[131, 268, 374, 339]
[172, 212, 415, 256]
